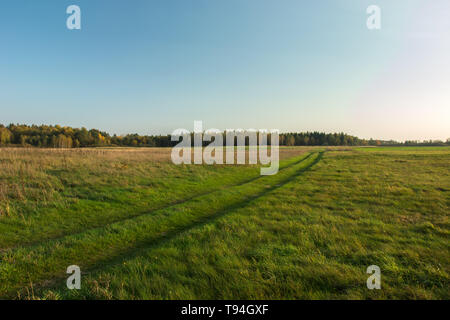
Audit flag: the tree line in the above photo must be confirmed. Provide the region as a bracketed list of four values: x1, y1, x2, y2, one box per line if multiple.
[0, 124, 448, 148]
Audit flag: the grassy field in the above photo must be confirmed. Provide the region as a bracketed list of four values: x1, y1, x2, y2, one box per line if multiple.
[0, 146, 448, 299]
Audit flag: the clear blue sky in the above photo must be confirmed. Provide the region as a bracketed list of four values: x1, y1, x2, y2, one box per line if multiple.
[1, 0, 449, 141]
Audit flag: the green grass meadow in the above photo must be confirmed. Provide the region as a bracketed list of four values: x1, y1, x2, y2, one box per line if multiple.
[0, 146, 448, 299]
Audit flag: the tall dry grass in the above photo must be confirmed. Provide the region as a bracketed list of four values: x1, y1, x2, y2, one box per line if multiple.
[0, 146, 312, 217]
[0, 148, 173, 216]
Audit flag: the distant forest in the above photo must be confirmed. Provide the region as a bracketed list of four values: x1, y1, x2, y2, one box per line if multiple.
[0, 124, 448, 148]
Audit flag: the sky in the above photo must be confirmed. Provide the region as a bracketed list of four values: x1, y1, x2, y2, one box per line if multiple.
[0, 0, 449, 141]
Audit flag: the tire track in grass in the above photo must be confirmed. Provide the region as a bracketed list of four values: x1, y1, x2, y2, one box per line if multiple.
[0, 153, 312, 252]
[50, 152, 325, 299]
[69, 152, 325, 282]
[0, 152, 323, 298]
